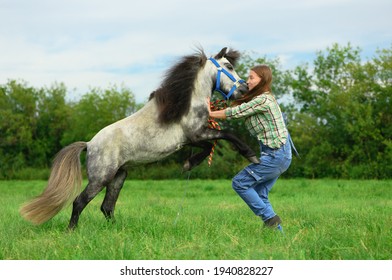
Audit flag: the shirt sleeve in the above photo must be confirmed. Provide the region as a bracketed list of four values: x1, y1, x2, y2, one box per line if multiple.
[225, 96, 270, 120]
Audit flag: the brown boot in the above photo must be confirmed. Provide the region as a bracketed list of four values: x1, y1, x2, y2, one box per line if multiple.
[264, 215, 282, 228]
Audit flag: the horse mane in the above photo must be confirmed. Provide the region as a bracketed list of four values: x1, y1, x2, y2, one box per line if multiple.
[149, 49, 207, 124]
[149, 47, 241, 124]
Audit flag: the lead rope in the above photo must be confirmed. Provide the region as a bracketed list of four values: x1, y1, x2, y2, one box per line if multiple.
[207, 119, 221, 166]
[173, 148, 193, 226]
[207, 99, 228, 166]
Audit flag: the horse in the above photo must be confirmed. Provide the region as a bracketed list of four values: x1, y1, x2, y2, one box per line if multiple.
[20, 47, 260, 230]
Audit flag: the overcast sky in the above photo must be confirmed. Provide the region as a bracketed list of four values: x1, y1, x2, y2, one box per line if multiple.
[1, 0, 391, 103]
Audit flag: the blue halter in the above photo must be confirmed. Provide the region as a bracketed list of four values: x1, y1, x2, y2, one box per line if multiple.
[208, 57, 246, 100]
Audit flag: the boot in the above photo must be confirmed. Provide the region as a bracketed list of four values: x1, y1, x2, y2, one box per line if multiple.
[264, 215, 282, 227]
[264, 215, 284, 233]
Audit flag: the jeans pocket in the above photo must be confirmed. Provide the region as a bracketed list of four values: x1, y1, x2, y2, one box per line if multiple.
[244, 166, 262, 181]
[233, 165, 262, 190]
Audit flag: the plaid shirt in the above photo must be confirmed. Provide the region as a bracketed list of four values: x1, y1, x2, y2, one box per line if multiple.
[225, 93, 288, 149]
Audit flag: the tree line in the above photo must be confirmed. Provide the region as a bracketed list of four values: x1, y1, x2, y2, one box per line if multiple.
[0, 43, 391, 179]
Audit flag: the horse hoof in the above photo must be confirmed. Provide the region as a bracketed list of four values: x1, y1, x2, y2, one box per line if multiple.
[249, 156, 260, 164]
[183, 160, 191, 171]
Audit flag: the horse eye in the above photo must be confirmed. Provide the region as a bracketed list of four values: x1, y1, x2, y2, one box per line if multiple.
[225, 63, 234, 70]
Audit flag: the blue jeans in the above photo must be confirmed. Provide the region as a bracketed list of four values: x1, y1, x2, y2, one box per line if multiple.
[232, 135, 292, 222]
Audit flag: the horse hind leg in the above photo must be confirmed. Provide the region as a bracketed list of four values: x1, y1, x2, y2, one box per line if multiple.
[100, 168, 128, 222]
[68, 180, 105, 230]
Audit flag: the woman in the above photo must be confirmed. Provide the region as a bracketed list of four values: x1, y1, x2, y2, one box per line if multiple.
[208, 65, 292, 232]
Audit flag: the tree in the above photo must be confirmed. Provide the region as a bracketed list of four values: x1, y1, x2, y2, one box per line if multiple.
[289, 43, 392, 178]
[0, 81, 139, 179]
[36, 83, 71, 166]
[0, 80, 39, 177]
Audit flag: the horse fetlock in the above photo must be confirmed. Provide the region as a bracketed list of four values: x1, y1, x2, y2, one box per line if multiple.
[67, 219, 78, 231]
[100, 205, 114, 220]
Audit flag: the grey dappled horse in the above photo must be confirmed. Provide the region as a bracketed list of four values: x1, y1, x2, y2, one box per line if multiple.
[20, 47, 259, 230]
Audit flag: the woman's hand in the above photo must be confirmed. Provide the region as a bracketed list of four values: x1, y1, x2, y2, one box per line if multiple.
[206, 97, 227, 120]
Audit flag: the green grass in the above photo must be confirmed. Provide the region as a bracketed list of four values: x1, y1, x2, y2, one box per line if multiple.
[0, 179, 391, 260]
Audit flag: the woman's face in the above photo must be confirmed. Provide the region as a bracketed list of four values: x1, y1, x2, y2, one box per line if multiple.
[247, 70, 261, 91]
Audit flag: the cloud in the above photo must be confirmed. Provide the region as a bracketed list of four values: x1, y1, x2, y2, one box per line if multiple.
[0, 0, 391, 102]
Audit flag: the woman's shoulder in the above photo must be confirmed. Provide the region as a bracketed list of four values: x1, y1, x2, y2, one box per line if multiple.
[252, 93, 275, 103]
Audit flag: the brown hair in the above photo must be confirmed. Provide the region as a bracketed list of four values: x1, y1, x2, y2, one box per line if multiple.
[233, 64, 273, 105]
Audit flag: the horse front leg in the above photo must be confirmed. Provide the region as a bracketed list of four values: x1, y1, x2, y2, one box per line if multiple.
[189, 128, 260, 164]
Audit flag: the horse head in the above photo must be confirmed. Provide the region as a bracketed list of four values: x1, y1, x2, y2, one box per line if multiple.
[152, 47, 247, 124]
[209, 47, 248, 100]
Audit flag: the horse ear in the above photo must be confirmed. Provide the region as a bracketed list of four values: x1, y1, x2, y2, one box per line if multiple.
[215, 47, 228, 59]
[199, 55, 207, 66]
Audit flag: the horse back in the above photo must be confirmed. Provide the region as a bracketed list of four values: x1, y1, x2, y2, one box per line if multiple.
[86, 100, 187, 168]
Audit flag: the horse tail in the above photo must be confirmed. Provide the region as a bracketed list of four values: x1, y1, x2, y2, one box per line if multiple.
[20, 141, 87, 225]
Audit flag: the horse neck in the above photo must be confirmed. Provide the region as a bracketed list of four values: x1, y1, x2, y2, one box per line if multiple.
[192, 63, 215, 102]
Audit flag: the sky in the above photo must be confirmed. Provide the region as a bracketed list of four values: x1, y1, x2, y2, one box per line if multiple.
[1, 0, 391, 103]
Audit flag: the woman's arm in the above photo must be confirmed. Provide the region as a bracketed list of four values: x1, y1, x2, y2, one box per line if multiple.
[210, 110, 227, 119]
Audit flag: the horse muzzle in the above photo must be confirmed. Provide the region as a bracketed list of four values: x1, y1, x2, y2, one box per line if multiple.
[230, 83, 248, 100]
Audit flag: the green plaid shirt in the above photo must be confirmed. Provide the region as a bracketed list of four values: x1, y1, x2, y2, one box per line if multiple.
[225, 93, 288, 149]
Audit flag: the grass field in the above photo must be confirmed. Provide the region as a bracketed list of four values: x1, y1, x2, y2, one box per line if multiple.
[0, 179, 391, 260]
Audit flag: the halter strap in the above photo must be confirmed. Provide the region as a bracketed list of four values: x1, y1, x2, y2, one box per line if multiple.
[208, 57, 245, 100]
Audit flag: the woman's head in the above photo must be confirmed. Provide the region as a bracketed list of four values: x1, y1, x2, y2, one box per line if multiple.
[247, 65, 272, 93]
[233, 64, 273, 105]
